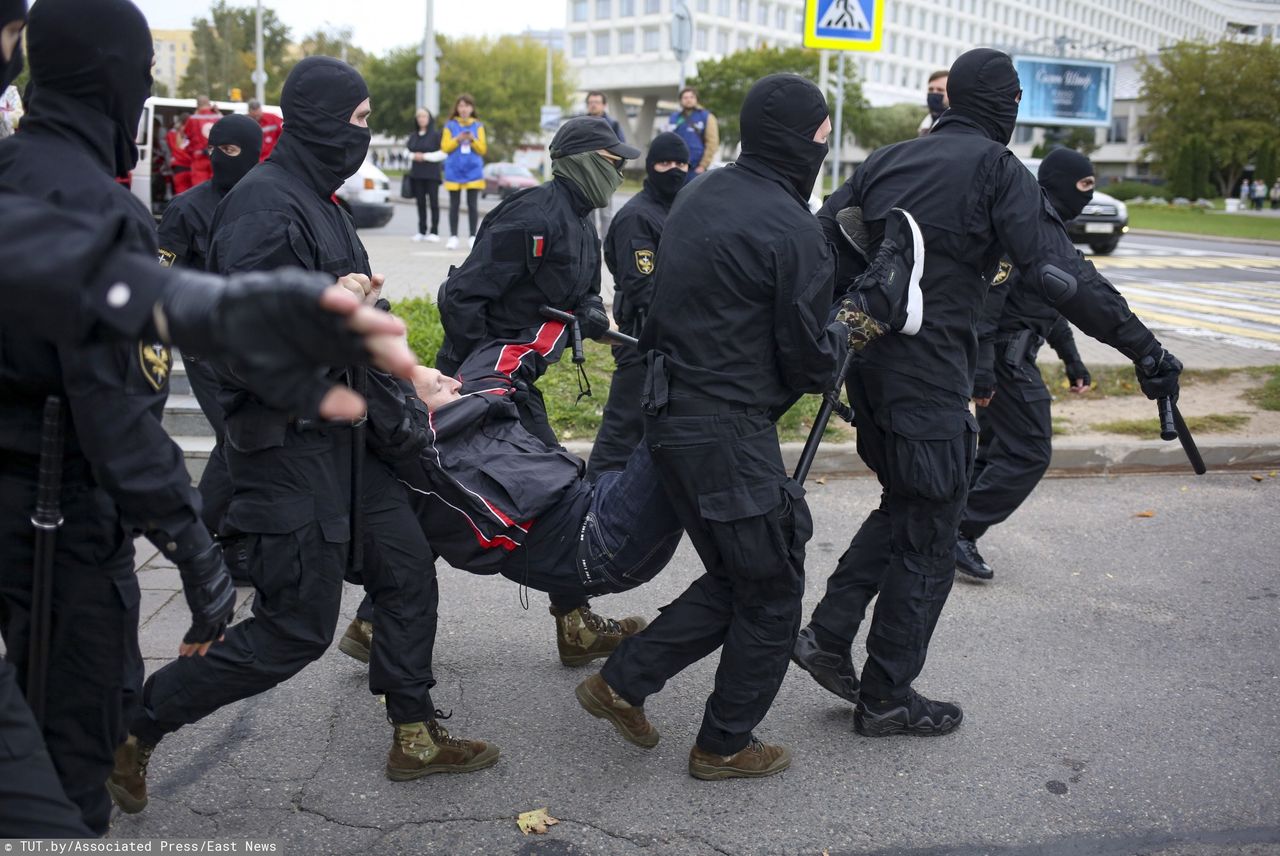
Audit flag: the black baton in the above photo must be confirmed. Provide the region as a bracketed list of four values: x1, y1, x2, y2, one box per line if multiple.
[27, 396, 65, 727]
[794, 347, 857, 485]
[349, 368, 367, 573]
[538, 305, 639, 350]
[1159, 397, 1206, 475]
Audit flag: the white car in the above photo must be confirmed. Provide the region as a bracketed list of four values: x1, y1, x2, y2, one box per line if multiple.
[336, 158, 394, 229]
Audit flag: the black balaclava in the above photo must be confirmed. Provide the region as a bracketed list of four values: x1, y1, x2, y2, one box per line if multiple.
[1038, 147, 1095, 221]
[279, 56, 371, 191]
[209, 113, 263, 195]
[945, 48, 1021, 145]
[738, 73, 830, 201]
[645, 131, 690, 206]
[26, 0, 153, 176]
[1, 0, 26, 90]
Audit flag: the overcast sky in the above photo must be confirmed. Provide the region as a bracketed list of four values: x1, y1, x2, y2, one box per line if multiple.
[133, 0, 566, 54]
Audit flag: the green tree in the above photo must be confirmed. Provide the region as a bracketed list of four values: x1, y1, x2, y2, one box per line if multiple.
[688, 46, 865, 152]
[180, 1, 292, 102]
[1139, 39, 1280, 197]
[851, 103, 922, 151]
[360, 47, 422, 137]
[435, 35, 575, 162]
[295, 25, 368, 68]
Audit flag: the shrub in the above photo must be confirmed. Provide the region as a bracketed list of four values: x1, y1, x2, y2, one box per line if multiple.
[1105, 181, 1171, 201]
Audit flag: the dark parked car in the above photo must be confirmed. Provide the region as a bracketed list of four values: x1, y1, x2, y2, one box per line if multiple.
[1022, 158, 1129, 255]
[482, 162, 539, 198]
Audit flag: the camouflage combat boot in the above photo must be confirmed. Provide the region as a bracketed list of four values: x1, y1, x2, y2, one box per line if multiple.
[338, 617, 373, 664]
[551, 603, 648, 667]
[385, 719, 501, 781]
[106, 734, 155, 813]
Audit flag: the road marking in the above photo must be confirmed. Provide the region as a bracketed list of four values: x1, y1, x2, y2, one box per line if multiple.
[1095, 256, 1280, 271]
[1123, 307, 1280, 345]
[1120, 290, 1280, 323]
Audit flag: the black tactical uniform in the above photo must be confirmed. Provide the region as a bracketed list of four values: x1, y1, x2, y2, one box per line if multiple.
[586, 132, 689, 480]
[130, 58, 439, 753]
[957, 149, 1096, 580]
[597, 75, 845, 761]
[801, 50, 1179, 733]
[157, 114, 263, 542]
[435, 115, 639, 447]
[0, 0, 235, 834]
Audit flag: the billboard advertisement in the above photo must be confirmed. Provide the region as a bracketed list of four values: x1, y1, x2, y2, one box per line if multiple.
[1013, 55, 1115, 127]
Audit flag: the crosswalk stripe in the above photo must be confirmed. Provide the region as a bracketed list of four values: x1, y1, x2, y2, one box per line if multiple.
[1122, 306, 1280, 344]
[1095, 256, 1280, 271]
[1120, 290, 1280, 323]
[1113, 278, 1280, 304]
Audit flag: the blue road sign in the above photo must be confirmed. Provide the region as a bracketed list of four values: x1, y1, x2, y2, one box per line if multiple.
[803, 0, 883, 51]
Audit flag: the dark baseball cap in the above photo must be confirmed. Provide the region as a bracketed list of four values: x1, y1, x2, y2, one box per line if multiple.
[549, 115, 641, 160]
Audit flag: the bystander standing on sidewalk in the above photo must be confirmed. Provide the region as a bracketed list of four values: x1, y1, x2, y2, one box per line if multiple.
[406, 106, 443, 242]
[1252, 178, 1268, 211]
[665, 87, 718, 184]
[441, 93, 486, 251]
[1270, 179, 1280, 210]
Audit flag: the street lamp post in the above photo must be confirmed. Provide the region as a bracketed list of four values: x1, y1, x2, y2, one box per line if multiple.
[421, 0, 438, 115]
[253, 0, 265, 103]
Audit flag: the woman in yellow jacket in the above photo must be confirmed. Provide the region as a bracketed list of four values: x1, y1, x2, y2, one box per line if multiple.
[440, 93, 487, 250]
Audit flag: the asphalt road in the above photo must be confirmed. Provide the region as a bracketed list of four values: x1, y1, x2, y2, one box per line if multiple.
[110, 473, 1280, 855]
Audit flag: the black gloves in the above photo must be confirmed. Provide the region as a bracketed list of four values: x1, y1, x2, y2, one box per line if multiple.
[159, 523, 237, 647]
[1135, 346, 1182, 401]
[160, 268, 370, 418]
[575, 300, 611, 341]
[1064, 360, 1091, 388]
[972, 368, 997, 402]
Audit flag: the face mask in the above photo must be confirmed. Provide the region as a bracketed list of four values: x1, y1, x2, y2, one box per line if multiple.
[209, 113, 263, 194]
[279, 56, 372, 191]
[926, 91, 946, 117]
[552, 151, 623, 209]
[1038, 148, 1096, 221]
[946, 48, 1021, 145]
[738, 73, 830, 202]
[647, 167, 686, 204]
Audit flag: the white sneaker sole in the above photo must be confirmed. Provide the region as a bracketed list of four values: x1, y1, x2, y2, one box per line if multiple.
[891, 207, 925, 336]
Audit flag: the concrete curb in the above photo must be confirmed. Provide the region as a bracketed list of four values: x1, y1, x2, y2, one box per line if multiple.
[1127, 228, 1280, 247]
[176, 437, 1280, 482]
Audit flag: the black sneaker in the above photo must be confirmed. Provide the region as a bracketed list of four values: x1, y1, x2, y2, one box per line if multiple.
[854, 690, 963, 737]
[846, 207, 925, 337]
[790, 626, 860, 704]
[955, 536, 994, 581]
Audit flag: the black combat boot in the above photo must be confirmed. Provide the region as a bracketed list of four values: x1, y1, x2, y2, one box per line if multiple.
[955, 535, 994, 581]
[854, 690, 963, 737]
[790, 625, 860, 704]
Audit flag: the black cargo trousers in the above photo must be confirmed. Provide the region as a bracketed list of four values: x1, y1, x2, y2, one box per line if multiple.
[585, 342, 646, 481]
[810, 364, 977, 702]
[0, 469, 142, 835]
[961, 346, 1054, 540]
[601, 391, 812, 756]
[133, 421, 438, 745]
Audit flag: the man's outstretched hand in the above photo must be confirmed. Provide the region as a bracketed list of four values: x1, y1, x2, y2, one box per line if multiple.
[159, 269, 417, 420]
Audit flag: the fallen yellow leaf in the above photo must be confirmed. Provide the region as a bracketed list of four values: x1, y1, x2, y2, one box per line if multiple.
[816, 477, 827, 485]
[1134, 510, 1156, 518]
[1251, 474, 1265, 482]
[517, 808, 560, 835]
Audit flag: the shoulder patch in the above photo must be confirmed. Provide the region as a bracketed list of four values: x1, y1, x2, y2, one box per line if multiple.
[157, 248, 177, 268]
[530, 234, 545, 258]
[138, 341, 172, 392]
[634, 249, 655, 276]
[992, 259, 1012, 286]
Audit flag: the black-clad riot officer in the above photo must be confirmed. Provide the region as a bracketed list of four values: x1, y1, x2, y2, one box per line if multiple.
[113, 59, 495, 814]
[575, 75, 847, 780]
[0, 0, 237, 834]
[792, 49, 1182, 736]
[435, 115, 648, 666]
[157, 114, 262, 568]
[955, 148, 1097, 581]
[585, 131, 689, 480]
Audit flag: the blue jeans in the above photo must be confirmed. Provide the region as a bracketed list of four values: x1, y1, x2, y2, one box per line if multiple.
[511, 444, 683, 600]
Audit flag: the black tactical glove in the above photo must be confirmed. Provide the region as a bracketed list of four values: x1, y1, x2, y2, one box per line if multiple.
[159, 268, 370, 418]
[159, 523, 237, 647]
[972, 368, 997, 403]
[575, 301, 611, 341]
[1064, 360, 1092, 389]
[1135, 346, 1182, 401]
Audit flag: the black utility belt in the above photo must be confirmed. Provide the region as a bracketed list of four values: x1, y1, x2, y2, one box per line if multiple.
[661, 395, 765, 418]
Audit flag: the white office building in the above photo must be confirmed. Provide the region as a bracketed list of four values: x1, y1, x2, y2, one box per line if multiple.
[566, 0, 1280, 146]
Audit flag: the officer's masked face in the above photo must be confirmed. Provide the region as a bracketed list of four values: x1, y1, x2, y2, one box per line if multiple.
[737, 73, 830, 202]
[209, 112, 262, 194]
[279, 56, 372, 192]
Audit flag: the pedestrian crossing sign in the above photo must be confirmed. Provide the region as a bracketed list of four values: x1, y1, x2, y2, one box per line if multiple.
[803, 0, 883, 51]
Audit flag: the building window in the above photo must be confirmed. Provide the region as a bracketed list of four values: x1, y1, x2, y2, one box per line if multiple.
[737, 31, 750, 49]
[595, 31, 611, 54]
[1107, 116, 1129, 143]
[644, 26, 660, 51]
[596, 0, 611, 17]
[717, 0, 730, 17]
[696, 25, 709, 49]
[619, 0, 635, 14]
[738, 0, 750, 22]
[716, 28, 730, 52]
[572, 0, 588, 22]
[572, 33, 588, 56]
[758, 2, 769, 25]
[775, 6, 786, 29]
[697, 0, 708, 10]
[619, 28, 636, 52]
[644, 0, 661, 12]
